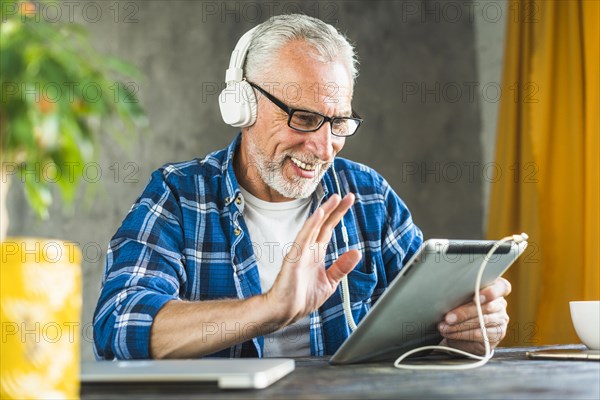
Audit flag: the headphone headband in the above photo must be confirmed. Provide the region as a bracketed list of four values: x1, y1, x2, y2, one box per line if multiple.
[225, 26, 258, 83]
[219, 26, 260, 127]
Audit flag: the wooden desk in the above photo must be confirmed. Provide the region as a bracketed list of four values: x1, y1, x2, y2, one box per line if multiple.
[81, 345, 600, 399]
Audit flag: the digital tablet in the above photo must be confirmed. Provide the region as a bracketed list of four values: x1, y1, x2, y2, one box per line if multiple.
[330, 239, 528, 365]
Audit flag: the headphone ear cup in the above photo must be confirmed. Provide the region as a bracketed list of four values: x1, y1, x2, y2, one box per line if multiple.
[219, 81, 257, 127]
[239, 81, 257, 126]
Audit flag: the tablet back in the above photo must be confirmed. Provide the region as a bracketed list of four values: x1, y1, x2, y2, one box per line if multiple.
[330, 239, 527, 364]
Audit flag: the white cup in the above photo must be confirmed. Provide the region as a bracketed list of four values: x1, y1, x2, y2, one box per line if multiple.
[570, 301, 600, 350]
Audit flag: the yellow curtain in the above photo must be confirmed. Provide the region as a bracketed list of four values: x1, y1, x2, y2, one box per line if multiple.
[488, 0, 599, 346]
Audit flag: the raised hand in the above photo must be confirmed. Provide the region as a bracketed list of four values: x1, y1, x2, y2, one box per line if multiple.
[265, 193, 362, 326]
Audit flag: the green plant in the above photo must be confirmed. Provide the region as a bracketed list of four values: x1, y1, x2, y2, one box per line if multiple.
[0, 0, 145, 218]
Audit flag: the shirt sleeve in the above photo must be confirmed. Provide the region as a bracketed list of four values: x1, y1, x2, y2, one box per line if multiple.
[93, 169, 186, 359]
[380, 178, 424, 283]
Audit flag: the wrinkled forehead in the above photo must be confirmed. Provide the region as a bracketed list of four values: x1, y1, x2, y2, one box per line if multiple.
[265, 40, 354, 114]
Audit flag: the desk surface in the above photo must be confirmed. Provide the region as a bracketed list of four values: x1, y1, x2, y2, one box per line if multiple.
[82, 345, 600, 400]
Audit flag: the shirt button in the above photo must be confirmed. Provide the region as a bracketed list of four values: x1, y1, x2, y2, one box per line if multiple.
[234, 228, 241, 236]
[235, 196, 242, 205]
[225, 196, 230, 204]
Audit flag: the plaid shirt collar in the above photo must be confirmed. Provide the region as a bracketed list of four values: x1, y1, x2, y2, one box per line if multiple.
[220, 133, 329, 214]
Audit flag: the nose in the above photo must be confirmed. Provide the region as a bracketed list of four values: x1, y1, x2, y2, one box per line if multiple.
[306, 122, 334, 161]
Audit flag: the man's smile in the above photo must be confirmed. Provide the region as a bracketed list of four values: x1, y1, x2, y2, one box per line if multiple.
[290, 156, 317, 171]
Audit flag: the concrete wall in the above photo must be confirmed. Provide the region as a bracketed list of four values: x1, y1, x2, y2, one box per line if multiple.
[6, 0, 506, 360]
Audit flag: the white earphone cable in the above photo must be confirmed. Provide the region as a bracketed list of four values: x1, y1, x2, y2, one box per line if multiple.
[331, 163, 359, 332]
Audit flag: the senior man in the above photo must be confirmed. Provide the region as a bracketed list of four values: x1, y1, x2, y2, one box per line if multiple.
[93, 14, 511, 360]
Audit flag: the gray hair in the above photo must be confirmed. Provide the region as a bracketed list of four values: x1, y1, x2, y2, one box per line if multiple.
[244, 14, 359, 84]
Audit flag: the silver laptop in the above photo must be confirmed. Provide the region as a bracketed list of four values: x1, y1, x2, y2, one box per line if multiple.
[81, 358, 294, 389]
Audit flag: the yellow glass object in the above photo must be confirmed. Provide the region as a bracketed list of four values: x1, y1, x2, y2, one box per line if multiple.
[1, 238, 82, 399]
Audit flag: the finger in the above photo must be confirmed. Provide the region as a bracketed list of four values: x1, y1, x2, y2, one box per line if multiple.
[444, 339, 487, 356]
[296, 195, 340, 246]
[294, 207, 325, 247]
[308, 194, 342, 244]
[477, 277, 512, 304]
[325, 250, 362, 284]
[439, 312, 509, 335]
[444, 297, 507, 325]
[440, 322, 507, 344]
[320, 193, 355, 235]
[316, 193, 355, 244]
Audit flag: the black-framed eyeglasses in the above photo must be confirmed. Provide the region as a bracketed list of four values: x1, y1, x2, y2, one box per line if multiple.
[248, 81, 363, 137]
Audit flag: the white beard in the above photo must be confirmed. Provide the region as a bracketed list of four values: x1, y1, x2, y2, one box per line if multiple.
[245, 133, 331, 199]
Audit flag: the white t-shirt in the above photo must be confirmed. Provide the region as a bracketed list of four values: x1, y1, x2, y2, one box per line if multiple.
[239, 186, 312, 357]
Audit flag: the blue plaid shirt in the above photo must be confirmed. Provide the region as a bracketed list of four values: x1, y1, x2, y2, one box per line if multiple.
[93, 133, 423, 359]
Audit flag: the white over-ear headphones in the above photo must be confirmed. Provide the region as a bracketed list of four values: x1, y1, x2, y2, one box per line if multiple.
[219, 27, 259, 127]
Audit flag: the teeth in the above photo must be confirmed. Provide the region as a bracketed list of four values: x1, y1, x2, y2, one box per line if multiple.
[291, 157, 317, 171]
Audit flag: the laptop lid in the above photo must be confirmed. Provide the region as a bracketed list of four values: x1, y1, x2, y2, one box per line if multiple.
[81, 358, 295, 389]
